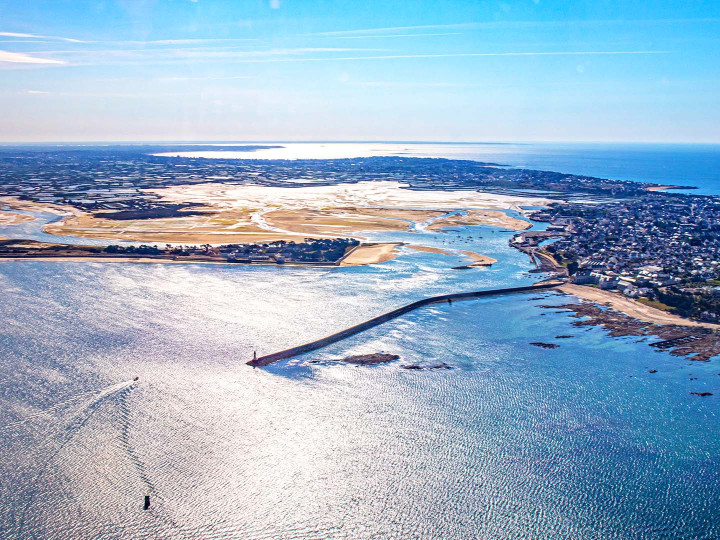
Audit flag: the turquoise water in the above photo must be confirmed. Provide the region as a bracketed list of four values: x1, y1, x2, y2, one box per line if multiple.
[1, 213, 718, 539]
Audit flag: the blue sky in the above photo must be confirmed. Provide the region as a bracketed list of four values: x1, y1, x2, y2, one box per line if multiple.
[1, 0, 719, 142]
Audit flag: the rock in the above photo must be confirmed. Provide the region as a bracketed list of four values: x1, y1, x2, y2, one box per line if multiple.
[337, 353, 400, 365]
[691, 392, 713, 396]
[529, 342, 559, 349]
[555, 335, 573, 339]
[648, 369, 657, 373]
[427, 362, 452, 370]
[402, 364, 422, 370]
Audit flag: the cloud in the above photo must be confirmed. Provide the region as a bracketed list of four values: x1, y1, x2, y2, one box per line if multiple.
[305, 23, 472, 36]
[306, 18, 720, 36]
[331, 32, 463, 40]
[0, 50, 65, 64]
[27, 90, 49, 94]
[199, 50, 670, 64]
[354, 81, 478, 87]
[0, 31, 84, 43]
[0, 32, 44, 38]
[109, 38, 258, 45]
[173, 47, 383, 59]
[156, 75, 252, 81]
[23, 46, 384, 61]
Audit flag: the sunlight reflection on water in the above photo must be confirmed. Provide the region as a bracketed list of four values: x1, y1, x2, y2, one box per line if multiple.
[1, 225, 719, 539]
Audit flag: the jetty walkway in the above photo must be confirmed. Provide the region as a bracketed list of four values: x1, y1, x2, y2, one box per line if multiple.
[248, 281, 562, 367]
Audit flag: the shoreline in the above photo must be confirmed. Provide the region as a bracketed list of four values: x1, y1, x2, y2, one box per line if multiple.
[0, 241, 405, 268]
[340, 243, 402, 266]
[559, 283, 720, 329]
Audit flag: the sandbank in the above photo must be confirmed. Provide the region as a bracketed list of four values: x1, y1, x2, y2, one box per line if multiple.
[340, 243, 402, 266]
[0, 196, 81, 216]
[0, 210, 35, 226]
[427, 209, 531, 232]
[11, 181, 549, 245]
[404, 244, 497, 266]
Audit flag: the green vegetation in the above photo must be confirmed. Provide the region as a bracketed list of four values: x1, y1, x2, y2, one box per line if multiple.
[636, 297, 675, 312]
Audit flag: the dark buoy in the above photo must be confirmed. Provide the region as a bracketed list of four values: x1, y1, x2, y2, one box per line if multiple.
[144, 495, 151, 510]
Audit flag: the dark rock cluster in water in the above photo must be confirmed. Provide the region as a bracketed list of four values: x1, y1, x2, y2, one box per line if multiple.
[530, 342, 560, 349]
[337, 353, 400, 365]
[401, 362, 453, 370]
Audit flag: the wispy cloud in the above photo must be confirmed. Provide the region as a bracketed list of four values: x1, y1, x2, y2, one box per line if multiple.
[0, 50, 65, 65]
[0, 31, 84, 43]
[174, 47, 383, 59]
[201, 50, 670, 64]
[17, 46, 384, 62]
[26, 90, 49, 94]
[0, 32, 259, 46]
[331, 32, 463, 40]
[306, 18, 720, 36]
[306, 23, 472, 36]
[156, 75, 252, 81]
[105, 38, 258, 45]
[354, 81, 478, 87]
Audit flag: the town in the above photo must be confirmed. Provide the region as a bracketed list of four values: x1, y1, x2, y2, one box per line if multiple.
[531, 194, 720, 321]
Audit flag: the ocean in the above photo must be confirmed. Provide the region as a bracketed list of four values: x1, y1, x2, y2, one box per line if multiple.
[1, 144, 719, 539]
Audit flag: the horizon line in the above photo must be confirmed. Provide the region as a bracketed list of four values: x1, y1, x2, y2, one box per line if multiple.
[1, 139, 719, 146]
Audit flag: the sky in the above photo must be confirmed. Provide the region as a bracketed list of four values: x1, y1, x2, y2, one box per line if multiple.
[0, 0, 719, 143]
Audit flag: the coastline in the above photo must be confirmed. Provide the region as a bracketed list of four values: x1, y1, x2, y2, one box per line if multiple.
[340, 243, 402, 266]
[559, 283, 720, 329]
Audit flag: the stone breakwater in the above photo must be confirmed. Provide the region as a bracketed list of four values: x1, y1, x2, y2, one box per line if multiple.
[248, 282, 561, 367]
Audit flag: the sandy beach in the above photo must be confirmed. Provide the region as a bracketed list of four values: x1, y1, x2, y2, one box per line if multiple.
[559, 284, 720, 329]
[340, 243, 402, 266]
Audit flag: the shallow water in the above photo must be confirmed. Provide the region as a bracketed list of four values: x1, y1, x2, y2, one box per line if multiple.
[1, 213, 718, 539]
